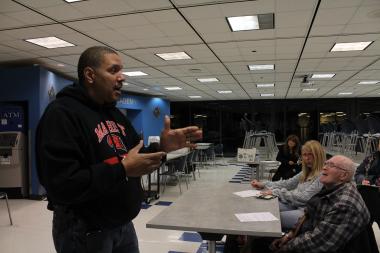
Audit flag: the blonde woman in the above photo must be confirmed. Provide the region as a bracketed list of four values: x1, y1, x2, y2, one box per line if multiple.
[251, 140, 326, 229]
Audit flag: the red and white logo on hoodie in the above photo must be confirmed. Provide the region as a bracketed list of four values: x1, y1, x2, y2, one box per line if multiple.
[106, 134, 127, 153]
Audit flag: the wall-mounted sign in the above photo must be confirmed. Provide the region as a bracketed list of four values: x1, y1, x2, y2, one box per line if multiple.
[119, 97, 136, 105]
[153, 106, 160, 118]
[48, 85, 56, 100]
[0, 105, 25, 132]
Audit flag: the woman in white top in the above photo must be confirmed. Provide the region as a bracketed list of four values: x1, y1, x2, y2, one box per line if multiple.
[251, 140, 326, 230]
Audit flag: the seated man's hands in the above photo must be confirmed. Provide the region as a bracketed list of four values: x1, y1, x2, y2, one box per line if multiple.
[361, 179, 370, 185]
[260, 190, 273, 196]
[251, 179, 264, 189]
[121, 140, 166, 177]
[270, 232, 293, 252]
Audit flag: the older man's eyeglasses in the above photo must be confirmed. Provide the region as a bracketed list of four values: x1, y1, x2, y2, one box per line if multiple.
[323, 161, 346, 171]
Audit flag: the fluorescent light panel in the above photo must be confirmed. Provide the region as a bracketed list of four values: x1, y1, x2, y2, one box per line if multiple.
[64, 0, 83, 2]
[156, 52, 191, 61]
[189, 95, 202, 98]
[311, 73, 335, 79]
[260, 93, 274, 97]
[248, 64, 274, 71]
[123, 71, 148, 76]
[217, 90, 232, 94]
[256, 83, 274, 88]
[197, 78, 219, 83]
[330, 41, 373, 52]
[338, 92, 353, 95]
[164, 87, 182, 91]
[302, 88, 318, 92]
[227, 15, 259, 31]
[25, 36, 75, 49]
[358, 81, 380, 85]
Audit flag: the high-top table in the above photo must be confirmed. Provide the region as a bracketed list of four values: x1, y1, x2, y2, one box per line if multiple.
[146, 182, 282, 253]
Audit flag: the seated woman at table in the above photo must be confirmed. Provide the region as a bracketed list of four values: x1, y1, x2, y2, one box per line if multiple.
[251, 140, 325, 230]
[272, 134, 301, 181]
[355, 141, 380, 186]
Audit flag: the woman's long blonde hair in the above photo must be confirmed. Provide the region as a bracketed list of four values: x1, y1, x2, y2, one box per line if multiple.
[300, 140, 325, 182]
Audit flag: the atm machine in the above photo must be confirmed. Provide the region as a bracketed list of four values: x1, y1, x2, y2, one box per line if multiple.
[0, 131, 27, 198]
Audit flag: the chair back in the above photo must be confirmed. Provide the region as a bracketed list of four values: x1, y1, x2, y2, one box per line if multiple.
[338, 224, 379, 253]
[357, 185, 380, 225]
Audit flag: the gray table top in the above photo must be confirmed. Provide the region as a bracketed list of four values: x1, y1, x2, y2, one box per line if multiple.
[146, 183, 282, 237]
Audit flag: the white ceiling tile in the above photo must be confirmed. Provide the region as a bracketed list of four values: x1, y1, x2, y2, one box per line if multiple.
[276, 0, 316, 12]
[120, 0, 172, 10]
[66, 20, 109, 32]
[310, 25, 345, 36]
[0, 14, 24, 29]
[314, 7, 358, 26]
[118, 25, 165, 40]
[276, 10, 313, 28]
[180, 5, 224, 20]
[275, 27, 307, 37]
[0, 0, 28, 12]
[155, 21, 196, 37]
[38, 4, 87, 21]
[97, 14, 150, 29]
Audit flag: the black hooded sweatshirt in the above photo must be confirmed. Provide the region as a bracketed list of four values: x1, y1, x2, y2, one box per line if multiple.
[36, 84, 144, 229]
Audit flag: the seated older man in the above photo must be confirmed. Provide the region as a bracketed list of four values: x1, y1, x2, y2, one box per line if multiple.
[270, 155, 370, 253]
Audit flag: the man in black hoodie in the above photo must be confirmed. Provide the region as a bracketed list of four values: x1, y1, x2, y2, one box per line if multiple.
[36, 46, 202, 253]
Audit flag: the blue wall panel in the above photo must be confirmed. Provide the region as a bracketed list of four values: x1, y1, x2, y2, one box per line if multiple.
[117, 95, 170, 145]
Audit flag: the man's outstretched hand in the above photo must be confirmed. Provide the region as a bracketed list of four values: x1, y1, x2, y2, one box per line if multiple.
[160, 115, 202, 153]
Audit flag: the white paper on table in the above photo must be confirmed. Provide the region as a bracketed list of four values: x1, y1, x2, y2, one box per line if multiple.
[233, 189, 261, 198]
[235, 212, 278, 222]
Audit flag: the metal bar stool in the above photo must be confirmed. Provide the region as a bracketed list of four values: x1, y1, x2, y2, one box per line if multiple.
[0, 192, 13, 225]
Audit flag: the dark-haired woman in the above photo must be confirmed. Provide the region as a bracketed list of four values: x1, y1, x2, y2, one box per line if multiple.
[272, 135, 301, 181]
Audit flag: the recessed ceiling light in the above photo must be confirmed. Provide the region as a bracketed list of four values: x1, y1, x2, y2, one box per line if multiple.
[123, 71, 148, 76]
[330, 41, 373, 52]
[302, 88, 318, 92]
[156, 52, 191, 61]
[25, 36, 75, 49]
[164, 87, 182, 91]
[143, 88, 149, 91]
[311, 73, 335, 79]
[64, 0, 83, 2]
[256, 83, 274, 88]
[227, 15, 259, 31]
[248, 64, 274, 71]
[260, 93, 274, 97]
[197, 78, 219, 83]
[217, 90, 232, 94]
[189, 95, 202, 98]
[57, 63, 65, 67]
[338, 92, 353, 95]
[358, 80, 380, 85]
[122, 82, 129, 86]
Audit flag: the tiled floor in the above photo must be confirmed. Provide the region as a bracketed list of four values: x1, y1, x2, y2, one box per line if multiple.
[0, 158, 379, 253]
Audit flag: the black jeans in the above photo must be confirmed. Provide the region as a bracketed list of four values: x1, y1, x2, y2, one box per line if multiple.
[52, 207, 139, 253]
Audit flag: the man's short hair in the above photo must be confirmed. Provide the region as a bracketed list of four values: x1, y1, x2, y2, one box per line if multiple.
[331, 155, 356, 181]
[77, 46, 118, 85]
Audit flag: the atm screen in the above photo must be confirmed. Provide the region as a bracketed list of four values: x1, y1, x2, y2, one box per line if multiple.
[0, 133, 18, 146]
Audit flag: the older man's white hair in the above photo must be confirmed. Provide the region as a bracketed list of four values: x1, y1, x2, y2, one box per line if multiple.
[331, 155, 356, 181]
